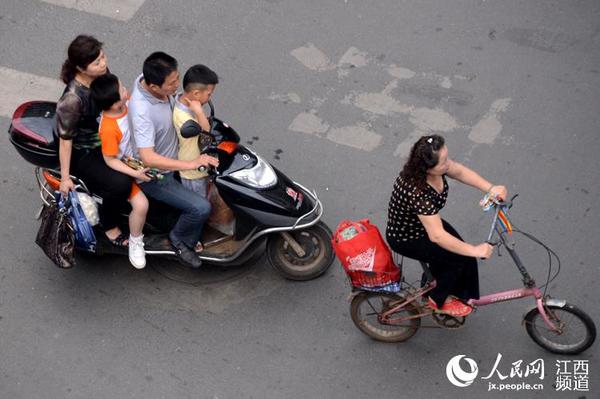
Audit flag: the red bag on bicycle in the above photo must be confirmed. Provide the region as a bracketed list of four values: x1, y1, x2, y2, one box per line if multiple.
[332, 219, 400, 288]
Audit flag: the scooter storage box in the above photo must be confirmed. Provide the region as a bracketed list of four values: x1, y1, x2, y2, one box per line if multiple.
[8, 101, 59, 168]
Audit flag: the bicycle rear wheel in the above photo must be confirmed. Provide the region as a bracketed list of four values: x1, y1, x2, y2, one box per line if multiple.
[350, 291, 421, 343]
[524, 303, 596, 355]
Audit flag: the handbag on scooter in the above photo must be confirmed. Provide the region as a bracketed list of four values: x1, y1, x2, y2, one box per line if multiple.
[35, 193, 75, 269]
[332, 219, 400, 289]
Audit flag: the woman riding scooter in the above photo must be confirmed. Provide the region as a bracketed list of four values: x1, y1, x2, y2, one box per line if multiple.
[56, 35, 133, 248]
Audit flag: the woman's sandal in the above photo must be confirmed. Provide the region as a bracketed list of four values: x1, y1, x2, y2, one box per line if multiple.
[107, 232, 128, 247]
[428, 297, 472, 317]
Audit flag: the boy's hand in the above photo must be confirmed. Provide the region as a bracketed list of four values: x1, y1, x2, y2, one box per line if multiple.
[187, 100, 206, 118]
[186, 99, 211, 131]
[134, 167, 152, 182]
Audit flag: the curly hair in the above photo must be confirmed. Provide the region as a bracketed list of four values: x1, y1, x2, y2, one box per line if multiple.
[400, 134, 445, 190]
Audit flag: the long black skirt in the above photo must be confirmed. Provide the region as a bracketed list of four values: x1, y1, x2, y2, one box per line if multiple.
[387, 219, 480, 308]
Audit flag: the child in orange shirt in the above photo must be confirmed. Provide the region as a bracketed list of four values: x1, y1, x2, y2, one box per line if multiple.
[91, 73, 150, 269]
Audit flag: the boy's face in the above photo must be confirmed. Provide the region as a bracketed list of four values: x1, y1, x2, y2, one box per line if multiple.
[110, 81, 129, 111]
[191, 84, 216, 105]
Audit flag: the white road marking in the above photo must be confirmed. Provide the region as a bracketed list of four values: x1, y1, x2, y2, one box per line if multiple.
[287, 45, 512, 154]
[267, 92, 301, 104]
[352, 81, 412, 115]
[387, 65, 416, 80]
[291, 43, 336, 71]
[408, 107, 459, 132]
[351, 81, 459, 132]
[440, 76, 453, 89]
[327, 124, 382, 151]
[338, 47, 369, 68]
[287, 109, 381, 151]
[39, 0, 145, 21]
[288, 111, 329, 135]
[0, 66, 64, 118]
[468, 98, 511, 144]
[337, 47, 369, 77]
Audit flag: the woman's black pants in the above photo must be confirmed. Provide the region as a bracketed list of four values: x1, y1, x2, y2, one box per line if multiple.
[387, 219, 480, 308]
[71, 148, 131, 232]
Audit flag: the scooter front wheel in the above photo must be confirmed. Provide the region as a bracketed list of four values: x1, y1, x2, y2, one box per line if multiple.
[266, 221, 334, 281]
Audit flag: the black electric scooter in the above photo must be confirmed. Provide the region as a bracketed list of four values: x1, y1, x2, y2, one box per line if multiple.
[9, 100, 334, 280]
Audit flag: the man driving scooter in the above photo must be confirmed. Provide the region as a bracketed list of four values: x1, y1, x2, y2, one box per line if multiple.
[128, 52, 219, 268]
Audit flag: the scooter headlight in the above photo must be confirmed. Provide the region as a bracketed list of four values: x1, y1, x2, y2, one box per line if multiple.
[230, 153, 278, 188]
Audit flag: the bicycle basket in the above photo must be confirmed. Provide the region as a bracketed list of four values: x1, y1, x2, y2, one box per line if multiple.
[346, 270, 402, 292]
[332, 219, 401, 290]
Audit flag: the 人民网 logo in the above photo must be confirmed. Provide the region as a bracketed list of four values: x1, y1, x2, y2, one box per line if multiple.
[446, 355, 479, 387]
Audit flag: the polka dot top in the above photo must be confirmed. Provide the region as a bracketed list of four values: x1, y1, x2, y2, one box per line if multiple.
[386, 175, 449, 242]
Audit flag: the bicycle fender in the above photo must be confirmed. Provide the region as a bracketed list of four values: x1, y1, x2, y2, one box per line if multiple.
[545, 298, 567, 308]
[521, 298, 567, 323]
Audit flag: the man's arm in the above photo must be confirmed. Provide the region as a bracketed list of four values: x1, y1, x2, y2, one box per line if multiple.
[131, 106, 218, 171]
[138, 147, 211, 171]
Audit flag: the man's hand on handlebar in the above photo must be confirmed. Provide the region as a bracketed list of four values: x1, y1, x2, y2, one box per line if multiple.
[191, 154, 219, 170]
[474, 242, 494, 259]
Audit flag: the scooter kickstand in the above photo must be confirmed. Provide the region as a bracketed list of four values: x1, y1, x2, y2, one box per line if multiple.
[281, 232, 306, 257]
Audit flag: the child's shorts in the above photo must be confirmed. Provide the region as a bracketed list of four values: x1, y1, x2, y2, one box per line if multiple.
[129, 183, 141, 200]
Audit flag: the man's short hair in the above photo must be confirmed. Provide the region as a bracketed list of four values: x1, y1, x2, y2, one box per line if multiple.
[90, 73, 120, 111]
[183, 64, 219, 92]
[143, 52, 178, 87]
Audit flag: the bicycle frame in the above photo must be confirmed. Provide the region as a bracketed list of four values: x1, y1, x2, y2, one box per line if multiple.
[466, 203, 561, 332]
[379, 203, 562, 333]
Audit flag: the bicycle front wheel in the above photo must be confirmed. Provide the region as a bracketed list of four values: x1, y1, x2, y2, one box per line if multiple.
[524, 303, 596, 355]
[350, 291, 421, 343]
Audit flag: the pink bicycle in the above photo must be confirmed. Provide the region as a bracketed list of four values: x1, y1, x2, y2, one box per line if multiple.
[349, 195, 596, 354]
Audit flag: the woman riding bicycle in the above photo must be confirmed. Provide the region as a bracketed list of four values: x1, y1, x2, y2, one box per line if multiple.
[386, 135, 507, 317]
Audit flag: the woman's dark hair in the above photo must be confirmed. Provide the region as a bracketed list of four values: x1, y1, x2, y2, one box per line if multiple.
[183, 64, 219, 92]
[400, 134, 445, 189]
[143, 52, 178, 87]
[60, 35, 103, 84]
[90, 73, 120, 111]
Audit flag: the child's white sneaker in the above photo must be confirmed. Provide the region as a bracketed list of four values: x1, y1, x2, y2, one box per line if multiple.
[128, 234, 146, 269]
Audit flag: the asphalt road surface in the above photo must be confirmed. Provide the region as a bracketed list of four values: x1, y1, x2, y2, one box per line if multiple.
[1, 1, 598, 398]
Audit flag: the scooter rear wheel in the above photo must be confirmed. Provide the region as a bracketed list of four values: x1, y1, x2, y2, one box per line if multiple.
[266, 221, 334, 280]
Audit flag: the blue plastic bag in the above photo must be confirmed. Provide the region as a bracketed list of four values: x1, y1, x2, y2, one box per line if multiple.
[59, 191, 96, 252]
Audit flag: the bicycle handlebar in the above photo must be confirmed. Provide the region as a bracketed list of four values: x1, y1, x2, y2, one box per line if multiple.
[496, 194, 518, 208]
[481, 193, 519, 247]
